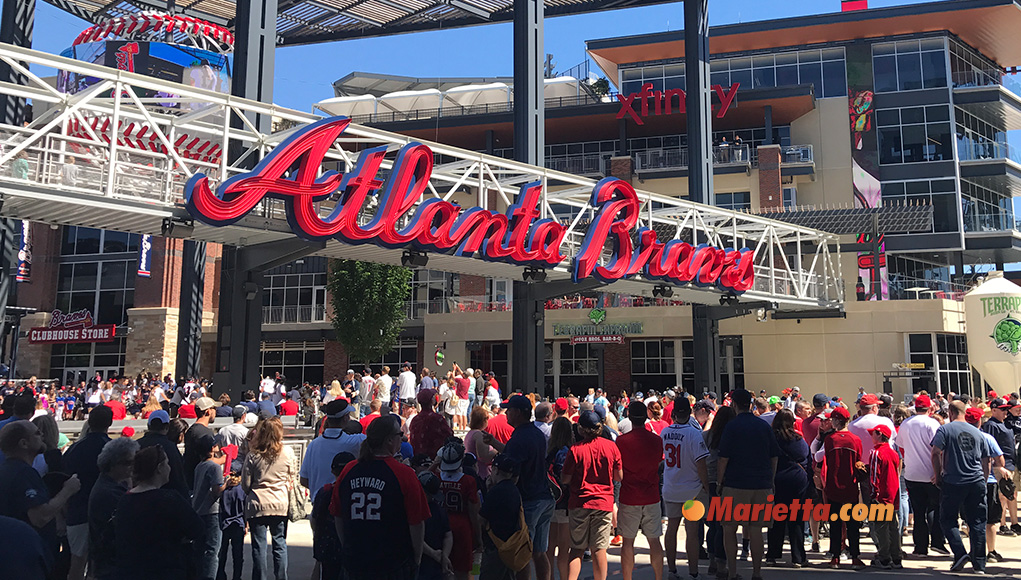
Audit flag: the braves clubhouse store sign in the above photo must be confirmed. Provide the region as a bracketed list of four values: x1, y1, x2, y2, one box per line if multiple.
[184, 117, 755, 292]
[29, 309, 116, 344]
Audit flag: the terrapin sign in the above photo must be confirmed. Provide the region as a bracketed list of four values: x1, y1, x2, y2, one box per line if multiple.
[184, 117, 755, 292]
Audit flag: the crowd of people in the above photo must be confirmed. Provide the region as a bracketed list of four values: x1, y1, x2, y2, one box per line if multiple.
[0, 364, 1019, 580]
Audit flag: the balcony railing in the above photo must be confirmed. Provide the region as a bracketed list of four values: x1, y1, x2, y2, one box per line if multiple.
[957, 139, 1021, 165]
[962, 210, 1021, 233]
[633, 144, 751, 172]
[782, 145, 814, 164]
[887, 276, 970, 302]
[404, 293, 692, 319]
[545, 153, 607, 176]
[262, 305, 327, 325]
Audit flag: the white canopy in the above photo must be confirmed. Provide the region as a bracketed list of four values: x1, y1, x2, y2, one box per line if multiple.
[378, 88, 443, 114]
[544, 76, 581, 99]
[444, 82, 511, 108]
[314, 94, 377, 117]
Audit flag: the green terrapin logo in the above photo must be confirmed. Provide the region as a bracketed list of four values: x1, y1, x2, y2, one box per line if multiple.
[588, 308, 606, 325]
[992, 316, 1021, 355]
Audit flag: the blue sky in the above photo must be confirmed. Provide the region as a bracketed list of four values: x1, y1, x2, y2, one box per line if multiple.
[34, 0, 932, 112]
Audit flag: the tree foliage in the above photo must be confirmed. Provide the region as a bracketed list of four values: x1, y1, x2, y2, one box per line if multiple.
[591, 77, 610, 98]
[327, 259, 413, 363]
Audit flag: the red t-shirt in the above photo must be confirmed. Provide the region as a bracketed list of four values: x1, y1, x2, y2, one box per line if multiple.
[105, 401, 127, 421]
[563, 437, 622, 511]
[279, 399, 299, 416]
[409, 410, 454, 458]
[178, 404, 197, 418]
[645, 419, 670, 435]
[823, 430, 863, 504]
[454, 377, 471, 400]
[663, 402, 674, 422]
[485, 413, 514, 445]
[615, 427, 663, 506]
[360, 413, 381, 431]
[869, 441, 899, 508]
[438, 471, 479, 515]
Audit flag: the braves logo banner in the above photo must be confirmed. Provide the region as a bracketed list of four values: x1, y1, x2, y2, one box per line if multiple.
[184, 117, 755, 293]
[16, 220, 31, 283]
[29, 308, 116, 344]
[138, 234, 152, 278]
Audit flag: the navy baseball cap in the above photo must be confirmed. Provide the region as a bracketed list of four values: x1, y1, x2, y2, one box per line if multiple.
[578, 410, 602, 429]
[501, 395, 531, 412]
[812, 393, 829, 407]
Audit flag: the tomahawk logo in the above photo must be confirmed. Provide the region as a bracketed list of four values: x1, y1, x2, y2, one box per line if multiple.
[115, 42, 139, 73]
[617, 83, 740, 125]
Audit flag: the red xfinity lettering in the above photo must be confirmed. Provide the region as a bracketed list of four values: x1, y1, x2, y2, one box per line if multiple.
[616, 83, 740, 125]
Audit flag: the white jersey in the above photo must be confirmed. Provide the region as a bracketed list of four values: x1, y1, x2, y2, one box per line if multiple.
[660, 422, 709, 503]
[377, 375, 393, 402]
[897, 413, 940, 483]
[360, 376, 375, 402]
[848, 413, 897, 458]
[397, 370, 417, 400]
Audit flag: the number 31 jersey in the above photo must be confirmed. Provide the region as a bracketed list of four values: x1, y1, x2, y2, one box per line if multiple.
[331, 456, 431, 570]
[660, 422, 709, 503]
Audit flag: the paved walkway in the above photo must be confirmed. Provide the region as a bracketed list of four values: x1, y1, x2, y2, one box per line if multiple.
[224, 517, 1020, 580]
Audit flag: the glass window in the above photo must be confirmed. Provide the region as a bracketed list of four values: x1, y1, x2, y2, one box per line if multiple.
[897, 52, 924, 90]
[921, 51, 948, 88]
[873, 55, 898, 93]
[901, 124, 927, 163]
[752, 66, 775, 89]
[798, 62, 822, 93]
[822, 60, 847, 97]
[879, 127, 903, 164]
[775, 65, 799, 86]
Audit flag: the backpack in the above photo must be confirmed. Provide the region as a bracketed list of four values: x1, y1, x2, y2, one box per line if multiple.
[484, 507, 533, 572]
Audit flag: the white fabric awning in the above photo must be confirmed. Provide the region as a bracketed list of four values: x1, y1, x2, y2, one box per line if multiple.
[443, 82, 511, 108]
[314, 94, 377, 117]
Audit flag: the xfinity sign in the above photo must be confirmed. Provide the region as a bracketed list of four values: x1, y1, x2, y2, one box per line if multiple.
[616, 82, 740, 125]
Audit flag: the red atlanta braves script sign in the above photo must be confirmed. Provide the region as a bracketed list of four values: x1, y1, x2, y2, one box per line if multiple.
[184, 117, 755, 293]
[29, 309, 116, 344]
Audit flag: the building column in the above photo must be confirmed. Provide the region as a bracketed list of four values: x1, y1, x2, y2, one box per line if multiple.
[609, 156, 633, 183]
[232, 0, 277, 134]
[692, 304, 721, 395]
[685, 0, 713, 206]
[757, 144, 783, 210]
[513, 0, 543, 165]
[175, 240, 205, 379]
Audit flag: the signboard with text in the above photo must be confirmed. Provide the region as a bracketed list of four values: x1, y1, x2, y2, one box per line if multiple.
[571, 334, 624, 345]
[29, 309, 116, 344]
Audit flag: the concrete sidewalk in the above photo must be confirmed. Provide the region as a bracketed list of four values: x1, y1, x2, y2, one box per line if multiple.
[225, 518, 1020, 580]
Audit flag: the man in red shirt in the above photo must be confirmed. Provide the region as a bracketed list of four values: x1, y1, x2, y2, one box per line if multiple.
[868, 424, 902, 569]
[562, 410, 622, 580]
[279, 397, 299, 416]
[484, 372, 499, 397]
[105, 391, 127, 421]
[359, 400, 382, 431]
[814, 406, 865, 570]
[615, 402, 664, 580]
[484, 406, 514, 445]
[408, 388, 453, 459]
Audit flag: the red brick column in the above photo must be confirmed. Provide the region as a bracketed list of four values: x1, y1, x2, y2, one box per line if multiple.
[134, 236, 182, 308]
[609, 156, 633, 182]
[324, 340, 349, 382]
[757, 145, 783, 210]
[459, 275, 486, 297]
[602, 342, 631, 396]
[17, 223, 60, 312]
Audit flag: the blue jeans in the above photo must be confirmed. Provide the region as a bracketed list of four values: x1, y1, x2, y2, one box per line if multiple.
[898, 479, 910, 538]
[217, 524, 244, 580]
[523, 496, 555, 553]
[198, 514, 222, 580]
[939, 480, 986, 572]
[468, 391, 476, 413]
[250, 516, 288, 580]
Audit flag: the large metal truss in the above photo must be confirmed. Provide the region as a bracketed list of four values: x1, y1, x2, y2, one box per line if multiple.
[0, 43, 844, 309]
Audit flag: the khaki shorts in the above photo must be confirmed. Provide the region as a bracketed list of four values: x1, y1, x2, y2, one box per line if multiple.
[1013, 468, 1020, 490]
[67, 523, 89, 557]
[569, 508, 613, 551]
[720, 487, 772, 526]
[551, 508, 569, 525]
[664, 489, 710, 519]
[618, 503, 663, 539]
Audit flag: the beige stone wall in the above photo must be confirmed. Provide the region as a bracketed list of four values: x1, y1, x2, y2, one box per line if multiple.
[124, 307, 180, 378]
[422, 298, 966, 403]
[14, 312, 53, 379]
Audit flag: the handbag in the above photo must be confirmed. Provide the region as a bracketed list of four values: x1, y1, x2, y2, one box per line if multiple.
[287, 477, 307, 522]
[485, 507, 532, 572]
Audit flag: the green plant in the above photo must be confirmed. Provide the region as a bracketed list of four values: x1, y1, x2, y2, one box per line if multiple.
[327, 259, 413, 362]
[591, 78, 610, 98]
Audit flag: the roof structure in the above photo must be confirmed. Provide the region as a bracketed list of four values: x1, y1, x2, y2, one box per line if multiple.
[44, 0, 678, 47]
[333, 72, 513, 97]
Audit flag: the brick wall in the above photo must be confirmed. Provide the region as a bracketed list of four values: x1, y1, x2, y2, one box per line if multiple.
[609, 156, 633, 181]
[135, 237, 182, 308]
[324, 340, 349, 382]
[757, 145, 783, 210]
[603, 341, 631, 396]
[123, 307, 179, 378]
[459, 275, 486, 296]
[17, 223, 60, 312]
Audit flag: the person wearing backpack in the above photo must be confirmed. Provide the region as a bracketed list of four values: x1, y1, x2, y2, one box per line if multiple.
[480, 454, 529, 579]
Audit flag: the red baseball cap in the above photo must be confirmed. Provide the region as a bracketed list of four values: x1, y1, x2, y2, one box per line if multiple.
[120, 426, 135, 438]
[868, 424, 892, 438]
[914, 394, 932, 409]
[965, 406, 983, 425]
[858, 393, 879, 406]
[830, 406, 850, 421]
[554, 398, 569, 413]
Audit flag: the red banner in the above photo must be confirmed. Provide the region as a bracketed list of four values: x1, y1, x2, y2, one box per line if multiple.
[29, 325, 116, 344]
[570, 334, 625, 345]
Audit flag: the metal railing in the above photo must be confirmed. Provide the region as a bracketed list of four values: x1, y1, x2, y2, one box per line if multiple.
[633, 144, 751, 172]
[782, 145, 813, 164]
[887, 276, 970, 302]
[962, 210, 1021, 233]
[957, 139, 1021, 165]
[545, 153, 607, 176]
[262, 305, 327, 325]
